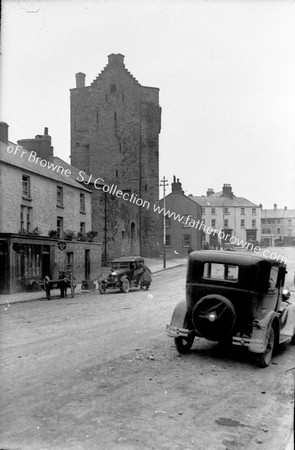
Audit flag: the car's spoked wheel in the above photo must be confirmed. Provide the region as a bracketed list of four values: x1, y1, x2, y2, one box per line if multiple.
[174, 334, 195, 354]
[121, 278, 130, 293]
[256, 326, 275, 368]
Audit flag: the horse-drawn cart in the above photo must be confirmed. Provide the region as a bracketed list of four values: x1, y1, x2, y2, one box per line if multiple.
[31, 270, 76, 299]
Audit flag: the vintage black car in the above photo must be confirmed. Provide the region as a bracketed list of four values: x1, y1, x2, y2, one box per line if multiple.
[98, 256, 152, 294]
[166, 251, 295, 367]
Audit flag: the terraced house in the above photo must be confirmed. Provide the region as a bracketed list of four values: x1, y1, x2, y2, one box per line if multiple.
[0, 123, 101, 294]
[191, 184, 262, 248]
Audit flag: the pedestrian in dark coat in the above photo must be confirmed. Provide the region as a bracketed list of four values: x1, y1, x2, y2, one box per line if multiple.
[59, 271, 67, 298]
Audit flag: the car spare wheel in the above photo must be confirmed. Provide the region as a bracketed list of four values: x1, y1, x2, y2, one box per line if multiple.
[192, 295, 236, 342]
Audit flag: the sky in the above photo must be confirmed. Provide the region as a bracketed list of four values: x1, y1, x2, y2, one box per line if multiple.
[1, 0, 295, 209]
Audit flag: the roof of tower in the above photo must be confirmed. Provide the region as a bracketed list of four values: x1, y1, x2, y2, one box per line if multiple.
[90, 53, 140, 87]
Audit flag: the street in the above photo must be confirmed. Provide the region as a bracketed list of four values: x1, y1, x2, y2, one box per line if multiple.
[0, 252, 295, 450]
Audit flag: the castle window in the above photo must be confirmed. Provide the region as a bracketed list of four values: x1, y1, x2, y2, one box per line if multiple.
[57, 217, 63, 239]
[80, 222, 85, 233]
[116, 170, 118, 178]
[252, 219, 256, 228]
[114, 112, 117, 121]
[165, 234, 171, 247]
[110, 84, 117, 93]
[145, 184, 147, 192]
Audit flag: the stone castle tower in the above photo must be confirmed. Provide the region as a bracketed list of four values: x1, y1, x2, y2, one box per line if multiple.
[70, 54, 161, 260]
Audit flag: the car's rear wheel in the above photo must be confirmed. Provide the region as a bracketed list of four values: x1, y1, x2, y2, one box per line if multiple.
[256, 325, 275, 368]
[192, 295, 236, 342]
[174, 334, 195, 354]
[121, 278, 130, 293]
[99, 282, 106, 294]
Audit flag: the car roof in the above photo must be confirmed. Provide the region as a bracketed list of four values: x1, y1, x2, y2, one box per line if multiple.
[111, 256, 144, 263]
[189, 250, 283, 267]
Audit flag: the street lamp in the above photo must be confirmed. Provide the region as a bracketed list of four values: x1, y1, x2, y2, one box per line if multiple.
[160, 176, 169, 268]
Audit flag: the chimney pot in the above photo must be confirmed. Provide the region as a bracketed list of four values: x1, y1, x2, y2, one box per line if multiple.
[44, 127, 48, 135]
[0, 122, 9, 144]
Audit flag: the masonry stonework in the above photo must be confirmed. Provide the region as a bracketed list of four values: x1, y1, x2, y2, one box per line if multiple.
[70, 54, 161, 260]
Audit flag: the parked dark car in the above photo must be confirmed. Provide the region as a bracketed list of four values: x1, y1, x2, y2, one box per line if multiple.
[99, 256, 152, 294]
[166, 251, 295, 367]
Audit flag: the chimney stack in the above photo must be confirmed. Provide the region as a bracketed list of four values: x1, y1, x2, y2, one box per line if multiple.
[18, 127, 54, 160]
[108, 53, 125, 67]
[0, 122, 9, 144]
[75, 72, 86, 88]
[222, 184, 233, 199]
[206, 188, 214, 197]
[171, 175, 184, 194]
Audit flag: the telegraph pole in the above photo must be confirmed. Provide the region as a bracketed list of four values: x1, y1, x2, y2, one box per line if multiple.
[160, 176, 169, 268]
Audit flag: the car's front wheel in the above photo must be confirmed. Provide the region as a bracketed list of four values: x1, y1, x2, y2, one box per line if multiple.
[120, 278, 130, 293]
[256, 325, 275, 368]
[174, 334, 195, 354]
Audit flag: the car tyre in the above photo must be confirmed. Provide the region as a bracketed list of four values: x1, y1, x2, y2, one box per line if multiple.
[121, 278, 130, 293]
[174, 334, 195, 354]
[256, 325, 275, 368]
[99, 282, 106, 294]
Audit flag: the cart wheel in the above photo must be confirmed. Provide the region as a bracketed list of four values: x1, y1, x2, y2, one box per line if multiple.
[256, 325, 275, 368]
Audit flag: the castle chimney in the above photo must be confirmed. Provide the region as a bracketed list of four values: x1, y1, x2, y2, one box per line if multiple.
[284, 206, 287, 210]
[171, 175, 184, 194]
[206, 188, 214, 197]
[0, 122, 9, 144]
[108, 53, 125, 67]
[274, 203, 277, 210]
[75, 72, 86, 88]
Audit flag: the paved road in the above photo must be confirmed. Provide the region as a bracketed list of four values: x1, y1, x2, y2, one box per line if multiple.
[0, 265, 294, 450]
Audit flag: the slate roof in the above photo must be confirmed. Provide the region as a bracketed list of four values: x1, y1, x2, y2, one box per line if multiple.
[191, 193, 259, 208]
[261, 208, 295, 219]
[0, 142, 91, 192]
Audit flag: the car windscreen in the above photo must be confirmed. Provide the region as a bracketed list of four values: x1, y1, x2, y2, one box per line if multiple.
[203, 262, 239, 282]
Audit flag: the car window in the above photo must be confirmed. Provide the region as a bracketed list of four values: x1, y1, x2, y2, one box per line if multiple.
[203, 263, 239, 282]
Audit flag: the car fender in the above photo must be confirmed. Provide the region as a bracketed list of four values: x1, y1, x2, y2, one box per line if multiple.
[169, 301, 191, 329]
[249, 310, 279, 354]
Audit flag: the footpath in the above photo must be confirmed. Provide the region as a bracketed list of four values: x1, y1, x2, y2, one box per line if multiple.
[0, 256, 187, 306]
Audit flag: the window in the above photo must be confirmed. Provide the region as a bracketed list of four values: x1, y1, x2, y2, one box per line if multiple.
[262, 228, 266, 234]
[201, 207, 205, 215]
[288, 219, 292, 226]
[252, 208, 256, 215]
[277, 228, 281, 234]
[80, 193, 85, 213]
[224, 207, 229, 215]
[57, 217, 63, 238]
[267, 228, 271, 234]
[252, 219, 256, 228]
[203, 263, 239, 282]
[241, 219, 245, 228]
[261, 218, 266, 224]
[22, 175, 30, 198]
[80, 222, 85, 233]
[165, 234, 171, 247]
[110, 84, 117, 93]
[114, 111, 117, 121]
[183, 215, 191, 227]
[20, 206, 32, 231]
[165, 217, 171, 228]
[211, 219, 216, 227]
[267, 219, 271, 224]
[183, 234, 191, 247]
[241, 208, 245, 215]
[57, 186, 63, 207]
[224, 219, 228, 227]
[211, 208, 215, 215]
